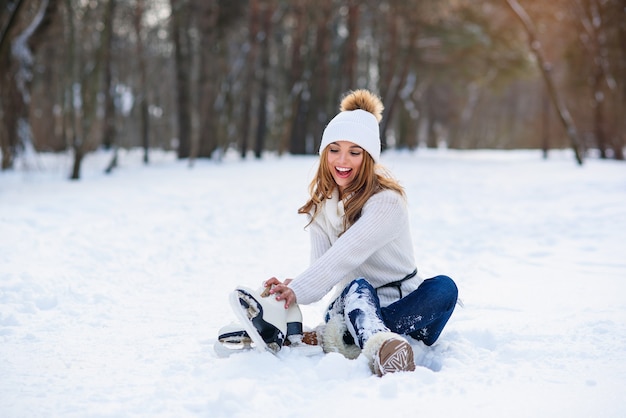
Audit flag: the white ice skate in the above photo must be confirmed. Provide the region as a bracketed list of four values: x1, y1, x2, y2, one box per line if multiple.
[215, 286, 323, 357]
[228, 285, 289, 354]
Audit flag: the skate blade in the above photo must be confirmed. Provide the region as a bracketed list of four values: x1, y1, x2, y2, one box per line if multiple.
[229, 290, 278, 355]
[218, 332, 252, 346]
[284, 341, 324, 357]
[213, 340, 255, 358]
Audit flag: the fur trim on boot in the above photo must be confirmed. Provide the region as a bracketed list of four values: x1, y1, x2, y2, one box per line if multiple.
[319, 316, 361, 360]
[362, 332, 416, 376]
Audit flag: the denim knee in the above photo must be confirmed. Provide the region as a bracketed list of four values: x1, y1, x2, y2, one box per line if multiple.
[324, 277, 376, 323]
[421, 275, 457, 309]
[432, 275, 458, 310]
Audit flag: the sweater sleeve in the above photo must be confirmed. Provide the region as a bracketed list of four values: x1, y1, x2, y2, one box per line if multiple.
[289, 191, 407, 304]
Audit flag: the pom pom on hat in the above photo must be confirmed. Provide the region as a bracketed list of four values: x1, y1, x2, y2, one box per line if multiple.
[319, 90, 384, 162]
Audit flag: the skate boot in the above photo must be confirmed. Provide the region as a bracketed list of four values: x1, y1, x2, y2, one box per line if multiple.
[216, 298, 322, 357]
[217, 322, 253, 347]
[217, 301, 303, 346]
[230, 286, 289, 354]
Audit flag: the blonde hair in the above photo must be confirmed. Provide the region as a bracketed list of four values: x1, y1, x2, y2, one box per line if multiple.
[298, 147, 405, 233]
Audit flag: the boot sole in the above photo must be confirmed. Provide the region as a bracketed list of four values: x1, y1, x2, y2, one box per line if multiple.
[375, 338, 416, 376]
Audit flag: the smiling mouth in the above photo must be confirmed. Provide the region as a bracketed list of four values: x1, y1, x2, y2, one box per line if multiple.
[335, 167, 352, 178]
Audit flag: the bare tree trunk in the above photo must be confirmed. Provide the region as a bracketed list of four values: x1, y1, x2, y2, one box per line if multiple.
[380, 15, 418, 150]
[170, 0, 192, 159]
[572, 0, 612, 158]
[589, 0, 608, 159]
[0, 0, 27, 169]
[604, 0, 623, 160]
[134, 0, 149, 164]
[285, 0, 307, 155]
[378, 8, 398, 101]
[425, 86, 438, 149]
[64, 0, 81, 178]
[616, 0, 626, 160]
[341, 0, 359, 92]
[1, 0, 55, 170]
[291, 93, 310, 154]
[592, 68, 607, 158]
[307, 0, 332, 154]
[505, 0, 584, 165]
[0, 37, 24, 168]
[254, 0, 275, 159]
[101, 0, 115, 151]
[70, 0, 109, 179]
[67, 45, 81, 178]
[0, 1, 27, 50]
[101, 0, 116, 176]
[541, 80, 550, 159]
[195, 0, 219, 160]
[380, 6, 419, 150]
[240, 0, 260, 159]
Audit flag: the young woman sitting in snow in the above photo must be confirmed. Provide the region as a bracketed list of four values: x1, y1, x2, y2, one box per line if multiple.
[231, 89, 458, 376]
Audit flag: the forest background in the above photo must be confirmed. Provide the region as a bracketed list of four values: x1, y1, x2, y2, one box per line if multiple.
[1, 0, 625, 179]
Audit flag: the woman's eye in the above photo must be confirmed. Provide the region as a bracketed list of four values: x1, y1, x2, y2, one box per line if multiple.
[350, 151, 361, 156]
[329, 148, 339, 153]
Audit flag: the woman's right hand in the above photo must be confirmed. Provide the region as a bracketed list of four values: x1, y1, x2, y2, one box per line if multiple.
[263, 277, 295, 308]
[264, 277, 292, 288]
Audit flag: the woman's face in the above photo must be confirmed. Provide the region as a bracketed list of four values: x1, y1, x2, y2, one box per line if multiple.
[326, 141, 364, 193]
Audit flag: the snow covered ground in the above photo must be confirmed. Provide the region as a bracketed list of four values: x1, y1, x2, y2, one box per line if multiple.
[1, 149, 625, 417]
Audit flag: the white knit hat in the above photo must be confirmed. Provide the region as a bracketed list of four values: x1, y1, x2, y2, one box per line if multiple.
[319, 109, 381, 163]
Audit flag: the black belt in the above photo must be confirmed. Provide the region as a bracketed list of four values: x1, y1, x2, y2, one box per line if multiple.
[376, 268, 417, 299]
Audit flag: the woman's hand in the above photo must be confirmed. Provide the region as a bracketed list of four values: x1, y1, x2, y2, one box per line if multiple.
[264, 277, 296, 309]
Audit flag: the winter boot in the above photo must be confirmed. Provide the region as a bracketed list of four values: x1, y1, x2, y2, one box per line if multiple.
[229, 286, 289, 354]
[317, 316, 362, 359]
[363, 332, 416, 376]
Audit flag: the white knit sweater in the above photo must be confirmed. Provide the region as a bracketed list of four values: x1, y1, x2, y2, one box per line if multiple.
[289, 188, 423, 307]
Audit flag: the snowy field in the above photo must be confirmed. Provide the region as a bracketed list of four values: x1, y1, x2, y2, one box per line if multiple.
[1, 148, 625, 417]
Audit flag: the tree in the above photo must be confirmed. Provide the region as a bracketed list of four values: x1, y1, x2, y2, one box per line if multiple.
[0, 0, 27, 170]
[170, 0, 192, 159]
[102, 0, 118, 173]
[66, 0, 114, 179]
[0, 0, 57, 170]
[378, 2, 421, 150]
[239, 0, 261, 159]
[253, 0, 277, 159]
[194, 0, 220, 161]
[134, 0, 149, 164]
[285, 0, 309, 156]
[4, 0, 623, 179]
[505, 0, 584, 165]
[569, 0, 624, 159]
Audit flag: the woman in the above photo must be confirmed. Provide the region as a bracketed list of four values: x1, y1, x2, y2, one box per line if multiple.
[263, 89, 458, 376]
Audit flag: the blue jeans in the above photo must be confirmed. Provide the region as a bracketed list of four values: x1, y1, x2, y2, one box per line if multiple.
[324, 275, 458, 348]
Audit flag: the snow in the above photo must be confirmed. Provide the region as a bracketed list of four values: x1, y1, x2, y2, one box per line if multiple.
[1, 149, 625, 417]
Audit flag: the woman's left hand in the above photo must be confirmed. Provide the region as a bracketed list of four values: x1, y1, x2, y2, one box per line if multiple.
[266, 278, 296, 309]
